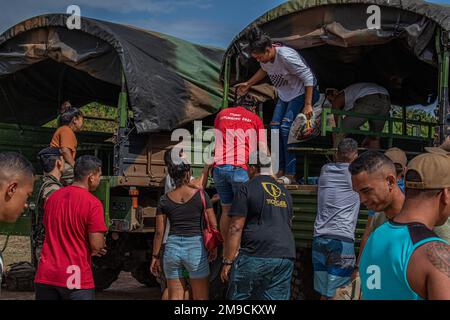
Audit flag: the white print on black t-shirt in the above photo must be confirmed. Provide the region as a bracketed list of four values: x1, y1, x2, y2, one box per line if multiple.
[268, 74, 289, 88]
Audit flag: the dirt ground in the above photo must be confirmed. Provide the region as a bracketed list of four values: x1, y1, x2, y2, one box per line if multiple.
[0, 235, 161, 300]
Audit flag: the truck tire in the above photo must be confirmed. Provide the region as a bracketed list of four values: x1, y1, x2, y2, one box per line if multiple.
[291, 248, 320, 300]
[131, 262, 159, 287]
[92, 262, 121, 291]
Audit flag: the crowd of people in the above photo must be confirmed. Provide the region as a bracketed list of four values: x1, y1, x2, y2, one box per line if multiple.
[0, 27, 449, 301]
[0, 104, 110, 300]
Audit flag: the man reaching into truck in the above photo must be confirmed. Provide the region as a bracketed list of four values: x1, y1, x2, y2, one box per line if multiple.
[312, 138, 360, 300]
[213, 94, 267, 247]
[326, 83, 391, 149]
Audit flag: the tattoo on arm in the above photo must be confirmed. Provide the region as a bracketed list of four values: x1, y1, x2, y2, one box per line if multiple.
[426, 242, 450, 278]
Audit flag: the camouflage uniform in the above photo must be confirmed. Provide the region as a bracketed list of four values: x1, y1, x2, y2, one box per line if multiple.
[61, 163, 74, 186]
[31, 174, 62, 268]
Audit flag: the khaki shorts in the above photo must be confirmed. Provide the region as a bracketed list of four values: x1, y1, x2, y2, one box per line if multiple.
[342, 94, 391, 133]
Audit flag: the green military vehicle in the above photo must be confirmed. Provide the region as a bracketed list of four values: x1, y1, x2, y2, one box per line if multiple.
[1, 0, 450, 300]
[0, 13, 225, 290]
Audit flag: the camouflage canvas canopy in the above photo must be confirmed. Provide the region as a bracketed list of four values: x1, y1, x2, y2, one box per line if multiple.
[222, 0, 450, 107]
[0, 14, 224, 133]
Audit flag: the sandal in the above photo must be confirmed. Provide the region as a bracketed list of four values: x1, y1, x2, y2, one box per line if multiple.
[277, 176, 301, 185]
[277, 176, 291, 184]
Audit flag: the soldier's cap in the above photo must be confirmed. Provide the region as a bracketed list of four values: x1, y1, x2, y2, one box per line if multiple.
[405, 152, 450, 189]
[384, 147, 407, 167]
[37, 147, 62, 159]
[425, 136, 450, 155]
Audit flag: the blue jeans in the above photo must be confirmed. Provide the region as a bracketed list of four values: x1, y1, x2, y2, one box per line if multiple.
[227, 254, 294, 300]
[164, 235, 210, 280]
[270, 89, 320, 175]
[213, 165, 249, 205]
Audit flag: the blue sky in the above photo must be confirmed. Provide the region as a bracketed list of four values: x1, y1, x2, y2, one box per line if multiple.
[0, 0, 449, 48]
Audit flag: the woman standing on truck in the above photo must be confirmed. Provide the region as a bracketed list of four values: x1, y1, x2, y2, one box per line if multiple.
[50, 105, 84, 186]
[236, 27, 319, 185]
[151, 156, 218, 300]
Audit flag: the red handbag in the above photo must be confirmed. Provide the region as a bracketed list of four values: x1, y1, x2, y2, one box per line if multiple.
[199, 189, 223, 251]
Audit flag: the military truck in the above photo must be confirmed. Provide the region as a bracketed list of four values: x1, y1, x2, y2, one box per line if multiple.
[0, 0, 449, 300]
[0, 14, 224, 290]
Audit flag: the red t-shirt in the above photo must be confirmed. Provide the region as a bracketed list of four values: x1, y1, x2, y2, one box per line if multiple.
[35, 185, 107, 289]
[213, 106, 266, 170]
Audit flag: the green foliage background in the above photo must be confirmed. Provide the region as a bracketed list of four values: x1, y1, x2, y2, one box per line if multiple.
[44, 102, 118, 133]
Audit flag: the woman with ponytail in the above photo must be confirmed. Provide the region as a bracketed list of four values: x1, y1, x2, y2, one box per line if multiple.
[236, 27, 319, 184]
[151, 150, 218, 300]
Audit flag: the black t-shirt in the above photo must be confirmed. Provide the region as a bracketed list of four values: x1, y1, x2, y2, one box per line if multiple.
[229, 175, 296, 259]
[157, 190, 212, 237]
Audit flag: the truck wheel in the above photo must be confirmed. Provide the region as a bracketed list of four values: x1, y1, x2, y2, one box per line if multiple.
[291, 248, 320, 300]
[131, 263, 158, 287]
[92, 263, 121, 291]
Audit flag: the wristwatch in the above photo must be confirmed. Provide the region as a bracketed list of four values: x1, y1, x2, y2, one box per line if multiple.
[222, 258, 234, 266]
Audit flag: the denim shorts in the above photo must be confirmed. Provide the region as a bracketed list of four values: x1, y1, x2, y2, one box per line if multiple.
[213, 165, 249, 205]
[163, 235, 210, 280]
[227, 254, 294, 300]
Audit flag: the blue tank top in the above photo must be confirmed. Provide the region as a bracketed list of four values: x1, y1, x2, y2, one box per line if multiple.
[360, 221, 448, 300]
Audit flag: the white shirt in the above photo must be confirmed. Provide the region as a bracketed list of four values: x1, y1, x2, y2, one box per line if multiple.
[260, 46, 316, 102]
[343, 83, 389, 111]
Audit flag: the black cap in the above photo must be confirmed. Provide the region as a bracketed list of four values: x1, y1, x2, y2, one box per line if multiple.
[37, 147, 62, 159]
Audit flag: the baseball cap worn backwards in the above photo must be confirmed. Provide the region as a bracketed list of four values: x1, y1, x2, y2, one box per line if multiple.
[385, 147, 407, 167]
[405, 152, 450, 189]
